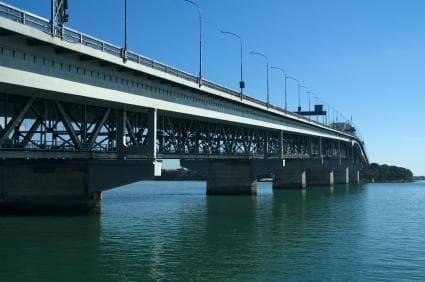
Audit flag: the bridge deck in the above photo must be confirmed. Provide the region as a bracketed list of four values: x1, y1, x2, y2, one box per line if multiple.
[0, 2, 356, 137]
[0, 1, 368, 163]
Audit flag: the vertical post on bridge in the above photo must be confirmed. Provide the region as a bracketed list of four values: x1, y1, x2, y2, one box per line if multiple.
[279, 130, 284, 159]
[264, 130, 269, 158]
[338, 141, 342, 166]
[50, 0, 69, 38]
[319, 137, 323, 161]
[50, 0, 54, 36]
[147, 109, 157, 160]
[309, 136, 313, 157]
[116, 110, 127, 158]
[147, 109, 161, 176]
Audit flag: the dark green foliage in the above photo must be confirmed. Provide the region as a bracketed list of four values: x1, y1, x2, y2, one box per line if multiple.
[361, 163, 413, 183]
[156, 168, 206, 181]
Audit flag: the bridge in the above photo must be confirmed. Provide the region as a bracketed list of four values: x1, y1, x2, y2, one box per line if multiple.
[0, 1, 368, 213]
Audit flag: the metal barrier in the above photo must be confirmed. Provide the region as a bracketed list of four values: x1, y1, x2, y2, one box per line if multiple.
[0, 1, 359, 139]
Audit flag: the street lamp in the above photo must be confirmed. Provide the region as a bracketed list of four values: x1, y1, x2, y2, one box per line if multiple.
[330, 106, 336, 125]
[123, 0, 128, 62]
[285, 76, 298, 111]
[317, 98, 328, 125]
[320, 99, 332, 126]
[183, 0, 202, 87]
[305, 91, 316, 120]
[298, 85, 308, 112]
[309, 92, 320, 122]
[270, 66, 286, 109]
[221, 30, 244, 98]
[312, 92, 319, 105]
[326, 103, 331, 125]
[250, 51, 269, 107]
[306, 91, 315, 114]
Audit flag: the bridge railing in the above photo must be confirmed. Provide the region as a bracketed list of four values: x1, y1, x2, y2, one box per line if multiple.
[0, 1, 360, 140]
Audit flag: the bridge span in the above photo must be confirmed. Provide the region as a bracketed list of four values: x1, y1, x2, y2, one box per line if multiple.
[0, 2, 368, 213]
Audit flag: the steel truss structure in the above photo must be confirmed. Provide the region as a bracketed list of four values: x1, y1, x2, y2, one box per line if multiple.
[0, 93, 152, 158]
[157, 116, 322, 158]
[0, 93, 351, 160]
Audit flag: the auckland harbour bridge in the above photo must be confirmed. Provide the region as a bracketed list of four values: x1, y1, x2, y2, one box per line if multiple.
[0, 1, 368, 213]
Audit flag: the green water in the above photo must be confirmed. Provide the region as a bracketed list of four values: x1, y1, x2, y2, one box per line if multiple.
[1, 181, 425, 281]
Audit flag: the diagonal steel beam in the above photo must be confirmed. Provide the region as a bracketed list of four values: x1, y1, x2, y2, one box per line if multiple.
[20, 119, 42, 147]
[55, 100, 83, 150]
[0, 97, 35, 145]
[87, 107, 111, 149]
[19, 102, 46, 148]
[125, 117, 138, 146]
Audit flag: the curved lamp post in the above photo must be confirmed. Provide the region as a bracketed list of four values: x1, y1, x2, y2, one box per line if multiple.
[285, 76, 298, 111]
[317, 98, 328, 125]
[123, 0, 128, 62]
[221, 30, 244, 98]
[250, 51, 270, 107]
[270, 66, 287, 110]
[183, 0, 202, 86]
[306, 91, 316, 113]
[308, 91, 320, 121]
[298, 85, 308, 112]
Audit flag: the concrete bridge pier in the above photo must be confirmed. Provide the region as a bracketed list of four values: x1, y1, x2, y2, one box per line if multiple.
[306, 160, 335, 186]
[0, 159, 161, 214]
[273, 160, 307, 190]
[349, 166, 360, 184]
[206, 160, 257, 195]
[332, 163, 350, 185]
[0, 160, 100, 214]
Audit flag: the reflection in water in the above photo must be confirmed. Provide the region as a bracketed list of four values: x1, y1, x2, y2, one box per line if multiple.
[0, 216, 101, 281]
[203, 196, 258, 278]
[265, 185, 366, 279]
[1, 181, 425, 280]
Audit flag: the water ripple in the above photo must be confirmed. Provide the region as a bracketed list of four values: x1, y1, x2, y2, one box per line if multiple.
[1, 181, 425, 280]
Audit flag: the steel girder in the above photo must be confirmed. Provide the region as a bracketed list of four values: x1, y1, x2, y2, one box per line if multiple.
[0, 93, 150, 156]
[157, 115, 327, 159]
[0, 93, 351, 160]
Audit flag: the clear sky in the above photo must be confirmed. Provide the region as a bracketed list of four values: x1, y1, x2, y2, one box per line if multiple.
[7, 0, 425, 175]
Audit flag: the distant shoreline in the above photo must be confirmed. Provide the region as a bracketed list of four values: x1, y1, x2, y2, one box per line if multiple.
[156, 168, 418, 184]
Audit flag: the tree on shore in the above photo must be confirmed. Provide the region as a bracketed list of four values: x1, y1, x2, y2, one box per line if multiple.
[361, 163, 413, 183]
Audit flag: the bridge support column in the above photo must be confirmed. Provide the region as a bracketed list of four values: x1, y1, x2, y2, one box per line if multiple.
[349, 167, 360, 184]
[273, 160, 307, 190]
[333, 166, 349, 184]
[306, 161, 335, 186]
[0, 160, 100, 214]
[0, 159, 161, 214]
[206, 160, 256, 195]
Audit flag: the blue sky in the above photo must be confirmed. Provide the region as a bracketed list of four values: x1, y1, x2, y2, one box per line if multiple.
[7, 0, 425, 175]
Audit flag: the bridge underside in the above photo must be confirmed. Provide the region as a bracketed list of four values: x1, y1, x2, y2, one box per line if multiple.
[0, 91, 356, 160]
[0, 91, 365, 213]
[0, 159, 159, 214]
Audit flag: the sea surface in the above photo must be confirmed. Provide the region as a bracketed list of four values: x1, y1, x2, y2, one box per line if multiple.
[1, 181, 425, 281]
